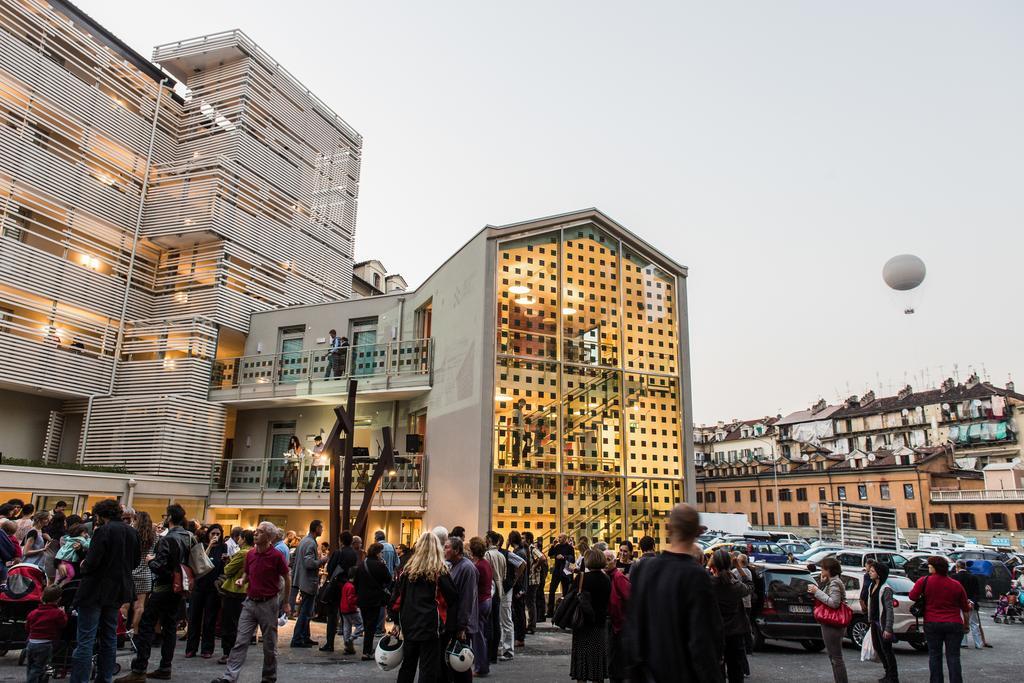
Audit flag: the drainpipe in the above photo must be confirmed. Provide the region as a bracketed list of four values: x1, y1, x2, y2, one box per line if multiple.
[79, 78, 168, 463]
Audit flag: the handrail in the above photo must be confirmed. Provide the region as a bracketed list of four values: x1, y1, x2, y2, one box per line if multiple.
[930, 488, 1024, 502]
[210, 338, 432, 391]
[212, 455, 424, 493]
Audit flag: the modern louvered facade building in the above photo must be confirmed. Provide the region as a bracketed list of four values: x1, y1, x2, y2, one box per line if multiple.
[0, 0, 360, 494]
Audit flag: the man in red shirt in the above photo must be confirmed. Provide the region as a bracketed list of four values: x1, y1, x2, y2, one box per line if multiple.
[212, 522, 292, 683]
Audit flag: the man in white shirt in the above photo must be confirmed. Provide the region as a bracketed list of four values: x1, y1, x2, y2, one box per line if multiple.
[225, 527, 243, 556]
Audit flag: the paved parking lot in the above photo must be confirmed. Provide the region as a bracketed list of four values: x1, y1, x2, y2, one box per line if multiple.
[2, 612, 1022, 682]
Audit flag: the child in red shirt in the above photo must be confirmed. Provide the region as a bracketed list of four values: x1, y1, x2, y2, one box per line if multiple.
[26, 585, 68, 683]
[339, 567, 362, 655]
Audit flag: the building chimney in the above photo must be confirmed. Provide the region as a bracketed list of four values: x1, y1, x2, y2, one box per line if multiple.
[941, 377, 956, 393]
[811, 398, 827, 414]
[898, 384, 913, 401]
[845, 395, 860, 408]
[861, 390, 876, 405]
[1008, 381, 1016, 393]
[965, 372, 981, 389]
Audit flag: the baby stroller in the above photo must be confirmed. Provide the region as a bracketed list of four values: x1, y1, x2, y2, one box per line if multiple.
[993, 589, 1024, 624]
[47, 579, 126, 679]
[0, 562, 46, 657]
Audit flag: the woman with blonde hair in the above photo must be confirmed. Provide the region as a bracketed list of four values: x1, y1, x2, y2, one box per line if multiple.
[389, 532, 459, 683]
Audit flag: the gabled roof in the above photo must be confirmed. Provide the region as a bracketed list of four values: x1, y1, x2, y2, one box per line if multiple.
[833, 381, 1024, 419]
[775, 404, 842, 427]
[486, 208, 688, 277]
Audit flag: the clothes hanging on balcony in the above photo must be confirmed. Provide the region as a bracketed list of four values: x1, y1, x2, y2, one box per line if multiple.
[992, 395, 1006, 418]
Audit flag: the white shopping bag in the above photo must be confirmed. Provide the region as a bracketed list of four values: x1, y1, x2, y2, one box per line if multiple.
[860, 632, 879, 662]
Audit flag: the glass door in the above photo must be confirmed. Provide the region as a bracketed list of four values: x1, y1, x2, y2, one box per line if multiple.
[267, 421, 297, 490]
[278, 326, 306, 383]
[350, 318, 378, 376]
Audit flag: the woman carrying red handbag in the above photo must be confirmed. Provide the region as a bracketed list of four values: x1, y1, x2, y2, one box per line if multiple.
[807, 557, 850, 683]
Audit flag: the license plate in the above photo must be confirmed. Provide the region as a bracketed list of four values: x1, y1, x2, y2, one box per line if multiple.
[789, 605, 812, 613]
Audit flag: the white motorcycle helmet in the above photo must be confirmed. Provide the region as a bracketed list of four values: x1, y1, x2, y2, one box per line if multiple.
[446, 639, 474, 673]
[375, 632, 404, 671]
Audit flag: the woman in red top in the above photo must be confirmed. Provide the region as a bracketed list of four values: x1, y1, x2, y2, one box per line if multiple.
[908, 555, 970, 683]
[469, 537, 493, 677]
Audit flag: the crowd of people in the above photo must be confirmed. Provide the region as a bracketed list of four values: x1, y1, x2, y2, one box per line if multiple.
[0, 496, 991, 683]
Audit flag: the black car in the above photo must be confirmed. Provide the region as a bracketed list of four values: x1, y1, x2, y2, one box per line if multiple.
[750, 563, 824, 652]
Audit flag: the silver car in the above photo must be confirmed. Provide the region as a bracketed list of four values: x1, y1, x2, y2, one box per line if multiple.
[841, 572, 927, 651]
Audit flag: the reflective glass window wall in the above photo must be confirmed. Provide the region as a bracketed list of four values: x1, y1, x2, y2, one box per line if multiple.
[493, 225, 685, 545]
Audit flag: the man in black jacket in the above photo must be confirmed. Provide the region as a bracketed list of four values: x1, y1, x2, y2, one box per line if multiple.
[117, 504, 193, 683]
[626, 503, 724, 683]
[71, 499, 140, 683]
[546, 533, 574, 617]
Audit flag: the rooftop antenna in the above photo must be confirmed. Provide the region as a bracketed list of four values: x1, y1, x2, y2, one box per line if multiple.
[938, 364, 945, 381]
[953, 363, 960, 383]
[982, 363, 989, 382]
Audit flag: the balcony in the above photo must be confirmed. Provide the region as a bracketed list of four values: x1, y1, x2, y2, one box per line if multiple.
[207, 456, 426, 510]
[208, 339, 432, 406]
[930, 488, 1024, 503]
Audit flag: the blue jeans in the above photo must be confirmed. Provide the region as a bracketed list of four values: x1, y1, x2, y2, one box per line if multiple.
[26, 641, 53, 683]
[473, 598, 492, 675]
[961, 606, 982, 648]
[71, 605, 119, 683]
[925, 621, 964, 683]
[290, 590, 316, 645]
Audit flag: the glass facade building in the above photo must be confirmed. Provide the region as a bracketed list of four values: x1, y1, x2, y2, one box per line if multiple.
[492, 223, 685, 545]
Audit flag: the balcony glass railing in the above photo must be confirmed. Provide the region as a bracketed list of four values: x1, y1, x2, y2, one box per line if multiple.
[211, 456, 424, 493]
[210, 338, 432, 392]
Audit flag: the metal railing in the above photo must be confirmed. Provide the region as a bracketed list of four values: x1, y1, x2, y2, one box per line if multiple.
[211, 455, 424, 493]
[210, 338, 432, 392]
[930, 488, 1024, 503]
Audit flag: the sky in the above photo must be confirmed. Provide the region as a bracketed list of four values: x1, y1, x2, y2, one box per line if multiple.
[80, 1, 1024, 424]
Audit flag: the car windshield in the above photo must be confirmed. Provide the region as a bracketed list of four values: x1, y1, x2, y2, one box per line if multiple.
[885, 577, 916, 594]
[766, 571, 815, 595]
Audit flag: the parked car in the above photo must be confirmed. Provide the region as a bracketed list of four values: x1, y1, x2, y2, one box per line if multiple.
[964, 559, 1013, 599]
[749, 563, 824, 652]
[707, 541, 788, 564]
[948, 549, 1012, 566]
[797, 546, 842, 563]
[834, 549, 909, 576]
[800, 548, 840, 566]
[780, 541, 811, 556]
[841, 573, 927, 651]
[902, 552, 940, 582]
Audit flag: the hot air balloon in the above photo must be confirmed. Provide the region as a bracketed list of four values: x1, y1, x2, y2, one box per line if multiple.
[882, 254, 926, 314]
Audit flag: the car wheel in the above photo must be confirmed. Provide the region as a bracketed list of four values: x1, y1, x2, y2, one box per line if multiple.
[753, 627, 766, 651]
[848, 619, 870, 648]
[909, 640, 928, 652]
[801, 640, 826, 652]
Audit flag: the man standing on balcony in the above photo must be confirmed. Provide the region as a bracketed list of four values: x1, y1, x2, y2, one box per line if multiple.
[290, 520, 325, 648]
[324, 329, 346, 379]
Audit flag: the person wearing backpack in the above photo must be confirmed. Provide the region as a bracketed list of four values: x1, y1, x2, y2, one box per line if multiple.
[353, 542, 393, 660]
[117, 504, 193, 683]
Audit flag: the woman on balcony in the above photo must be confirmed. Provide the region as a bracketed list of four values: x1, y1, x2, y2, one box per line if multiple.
[279, 436, 304, 490]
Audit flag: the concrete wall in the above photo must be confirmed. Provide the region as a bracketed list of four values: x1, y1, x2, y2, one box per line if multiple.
[0, 388, 62, 461]
[233, 230, 493, 536]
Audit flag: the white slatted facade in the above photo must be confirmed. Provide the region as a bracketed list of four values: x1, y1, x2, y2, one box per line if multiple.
[78, 394, 225, 478]
[0, 4, 363, 482]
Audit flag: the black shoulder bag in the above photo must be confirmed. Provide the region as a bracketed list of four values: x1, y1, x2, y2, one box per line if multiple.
[910, 576, 928, 619]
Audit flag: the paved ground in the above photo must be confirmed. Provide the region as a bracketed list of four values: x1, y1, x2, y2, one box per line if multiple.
[2, 613, 1022, 681]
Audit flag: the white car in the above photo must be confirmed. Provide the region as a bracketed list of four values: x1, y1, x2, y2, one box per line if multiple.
[834, 548, 909, 576]
[840, 572, 926, 651]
